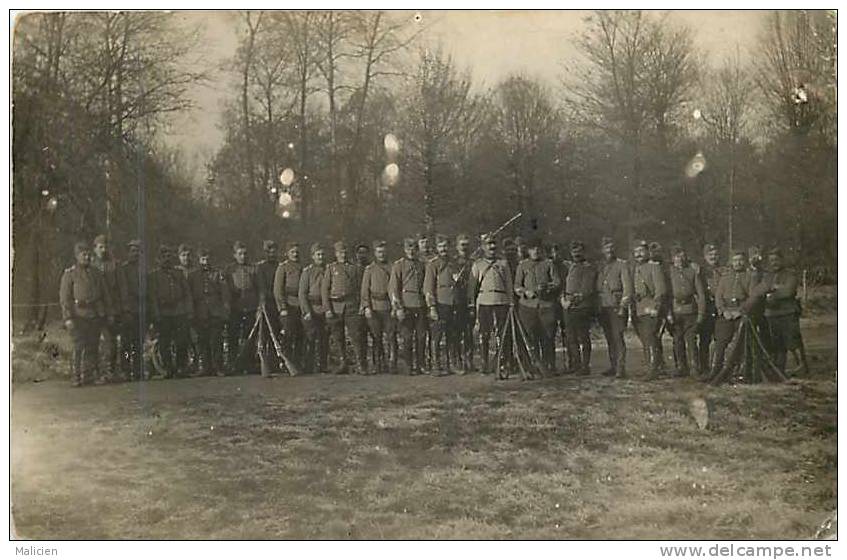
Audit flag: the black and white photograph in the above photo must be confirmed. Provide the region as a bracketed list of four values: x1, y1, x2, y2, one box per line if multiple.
[7, 7, 839, 544]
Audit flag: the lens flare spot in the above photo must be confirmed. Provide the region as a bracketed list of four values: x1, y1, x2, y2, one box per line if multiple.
[686, 152, 707, 178]
[279, 168, 295, 186]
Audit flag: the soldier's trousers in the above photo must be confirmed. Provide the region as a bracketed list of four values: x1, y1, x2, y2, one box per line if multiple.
[120, 313, 142, 378]
[327, 309, 365, 372]
[477, 304, 513, 373]
[196, 317, 225, 374]
[398, 307, 427, 372]
[98, 320, 119, 376]
[634, 315, 662, 374]
[454, 306, 474, 368]
[554, 302, 573, 371]
[698, 312, 717, 374]
[154, 315, 179, 376]
[228, 309, 257, 374]
[518, 305, 557, 371]
[670, 313, 699, 375]
[172, 314, 192, 375]
[431, 304, 460, 369]
[711, 317, 741, 377]
[598, 307, 627, 374]
[565, 308, 593, 373]
[367, 310, 397, 373]
[69, 317, 101, 384]
[280, 307, 305, 370]
[766, 314, 803, 373]
[302, 314, 329, 373]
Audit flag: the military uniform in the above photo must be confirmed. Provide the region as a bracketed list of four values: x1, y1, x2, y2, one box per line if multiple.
[149, 253, 193, 377]
[711, 268, 757, 377]
[468, 254, 514, 374]
[361, 256, 396, 373]
[191, 258, 230, 375]
[453, 251, 475, 371]
[299, 260, 329, 374]
[60, 259, 109, 385]
[563, 258, 597, 375]
[176, 260, 198, 374]
[224, 259, 261, 374]
[550, 255, 573, 372]
[255, 241, 281, 372]
[273, 256, 305, 368]
[632, 259, 668, 377]
[697, 261, 725, 374]
[514, 255, 561, 372]
[117, 244, 143, 379]
[322, 245, 365, 374]
[596, 256, 633, 377]
[389, 250, 427, 374]
[92, 253, 120, 379]
[424, 253, 464, 373]
[668, 262, 706, 376]
[760, 266, 801, 373]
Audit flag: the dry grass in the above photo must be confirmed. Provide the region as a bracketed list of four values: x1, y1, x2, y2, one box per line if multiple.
[10, 317, 836, 540]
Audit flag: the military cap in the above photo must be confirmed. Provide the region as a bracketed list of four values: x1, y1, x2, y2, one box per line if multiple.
[310, 242, 324, 255]
[286, 241, 299, 250]
[435, 234, 450, 245]
[768, 247, 784, 258]
[526, 237, 542, 248]
[634, 239, 648, 250]
[480, 233, 496, 244]
[73, 241, 90, 255]
[403, 238, 417, 249]
[127, 239, 141, 248]
[702, 243, 717, 254]
[232, 240, 247, 251]
[333, 241, 346, 252]
[456, 233, 470, 244]
[178, 243, 192, 254]
[197, 247, 210, 258]
[416, 232, 429, 241]
[731, 249, 747, 258]
[501, 236, 515, 248]
[601, 236, 614, 247]
[671, 244, 686, 256]
[373, 240, 387, 249]
[159, 244, 172, 256]
[570, 240, 585, 251]
[355, 242, 369, 251]
[263, 240, 277, 251]
[648, 241, 663, 252]
[549, 242, 561, 251]
[93, 234, 108, 246]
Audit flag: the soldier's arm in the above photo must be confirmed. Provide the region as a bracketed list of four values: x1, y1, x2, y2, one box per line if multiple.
[182, 275, 195, 317]
[504, 262, 515, 304]
[220, 272, 232, 316]
[298, 270, 312, 315]
[547, 261, 561, 295]
[96, 272, 109, 318]
[320, 265, 331, 311]
[388, 263, 401, 310]
[466, 262, 478, 307]
[653, 265, 668, 300]
[360, 267, 371, 311]
[423, 262, 436, 307]
[694, 270, 706, 317]
[254, 267, 266, 308]
[772, 272, 798, 300]
[59, 271, 74, 321]
[714, 277, 727, 316]
[513, 262, 526, 298]
[273, 264, 286, 312]
[620, 262, 634, 303]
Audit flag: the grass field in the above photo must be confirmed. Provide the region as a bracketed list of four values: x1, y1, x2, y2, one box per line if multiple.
[11, 315, 837, 540]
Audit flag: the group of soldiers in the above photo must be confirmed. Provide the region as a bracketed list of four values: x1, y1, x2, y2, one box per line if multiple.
[58, 231, 807, 387]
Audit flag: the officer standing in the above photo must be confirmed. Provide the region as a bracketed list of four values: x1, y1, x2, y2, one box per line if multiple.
[453, 234, 475, 373]
[322, 241, 366, 375]
[424, 234, 464, 375]
[389, 238, 428, 375]
[697, 243, 724, 377]
[361, 240, 396, 374]
[60, 242, 109, 386]
[176, 243, 198, 374]
[149, 245, 193, 378]
[562, 240, 597, 376]
[354, 243, 371, 370]
[224, 241, 262, 375]
[513, 238, 560, 374]
[274, 241, 305, 370]
[632, 240, 668, 379]
[256, 240, 281, 373]
[710, 251, 757, 378]
[193, 247, 230, 375]
[92, 234, 120, 381]
[299, 243, 329, 374]
[760, 248, 806, 375]
[667, 246, 706, 377]
[468, 234, 514, 376]
[549, 242, 573, 373]
[117, 240, 143, 380]
[596, 237, 633, 378]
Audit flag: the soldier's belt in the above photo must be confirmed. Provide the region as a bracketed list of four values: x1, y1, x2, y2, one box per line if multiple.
[402, 289, 422, 294]
[481, 289, 507, 294]
[308, 296, 322, 303]
[285, 288, 298, 296]
[370, 293, 390, 301]
[330, 295, 355, 302]
[74, 300, 96, 308]
[674, 295, 694, 304]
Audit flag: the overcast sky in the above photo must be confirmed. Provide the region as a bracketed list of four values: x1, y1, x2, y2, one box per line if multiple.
[164, 10, 766, 167]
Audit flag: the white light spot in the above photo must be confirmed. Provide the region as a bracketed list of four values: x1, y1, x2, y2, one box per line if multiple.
[383, 163, 400, 187]
[282, 210, 291, 219]
[686, 152, 707, 178]
[288, 142, 295, 149]
[280, 168, 295, 186]
[278, 192, 293, 206]
[565, 215, 571, 222]
[384, 133, 400, 156]
[40, 189, 49, 197]
[692, 109, 702, 120]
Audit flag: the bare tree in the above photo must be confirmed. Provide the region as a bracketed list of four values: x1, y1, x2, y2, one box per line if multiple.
[235, 11, 263, 194]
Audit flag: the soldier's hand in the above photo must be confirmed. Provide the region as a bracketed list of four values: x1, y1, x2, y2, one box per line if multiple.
[524, 290, 536, 299]
[429, 307, 439, 321]
[279, 308, 288, 318]
[303, 312, 312, 322]
[696, 314, 704, 325]
[64, 319, 74, 330]
[395, 308, 406, 322]
[364, 308, 373, 319]
[325, 310, 335, 320]
[468, 306, 475, 318]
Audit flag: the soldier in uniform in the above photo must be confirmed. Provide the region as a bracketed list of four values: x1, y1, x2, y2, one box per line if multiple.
[760, 248, 807, 375]
[596, 237, 633, 378]
[117, 240, 143, 380]
[176, 243, 198, 374]
[60, 242, 109, 386]
[299, 243, 329, 374]
[648, 241, 672, 371]
[322, 241, 366, 374]
[747, 244, 770, 351]
[697, 243, 724, 377]
[224, 241, 262, 375]
[417, 234, 435, 262]
[256, 240, 281, 373]
[355, 243, 371, 268]
[667, 246, 706, 377]
[514, 236, 529, 261]
[361, 240, 396, 374]
[274, 241, 305, 370]
[711, 251, 758, 378]
[353, 243, 371, 369]
[424, 234, 464, 375]
[149, 245, 193, 378]
[549, 242, 573, 373]
[417, 233, 435, 371]
[92, 234, 120, 381]
[468, 234, 514, 376]
[632, 240, 668, 379]
[389, 238, 428, 375]
[192, 247, 230, 375]
[513, 237, 561, 374]
[562, 240, 597, 376]
[453, 234, 475, 373]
